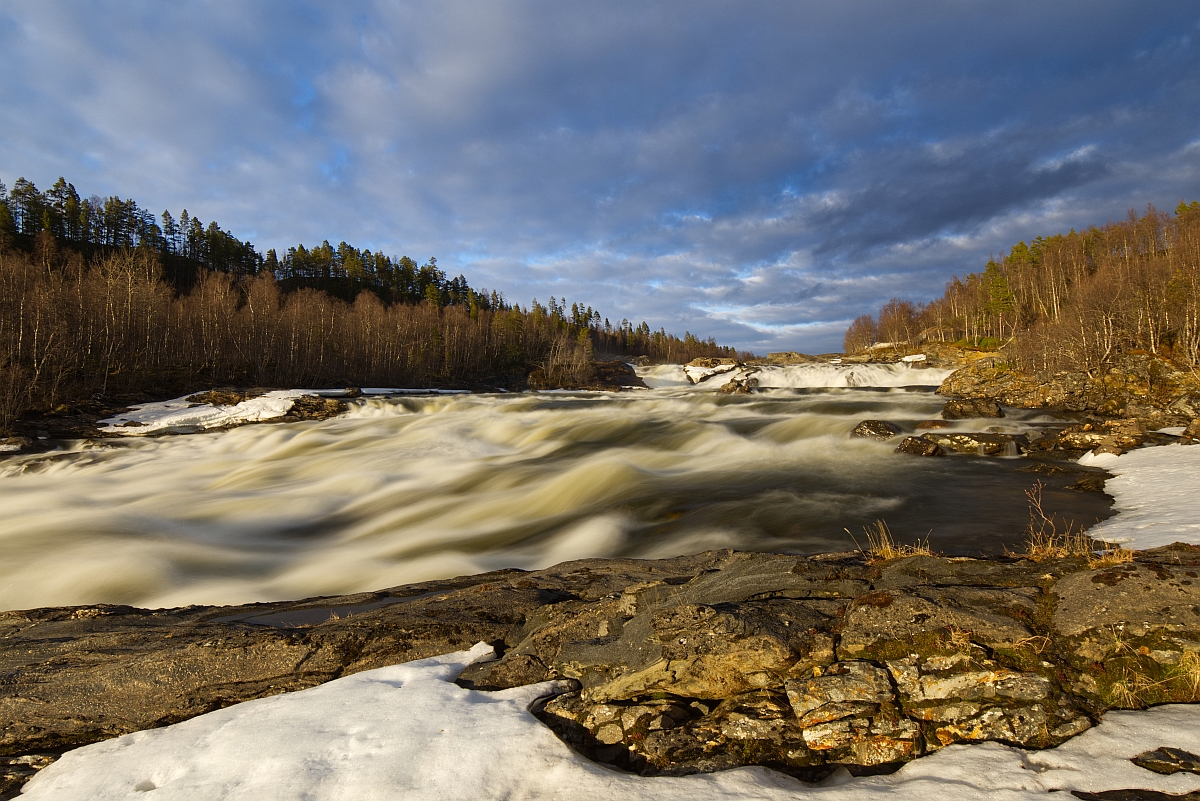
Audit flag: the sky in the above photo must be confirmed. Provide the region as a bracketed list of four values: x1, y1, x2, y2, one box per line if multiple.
[1, 2, 1198, 353]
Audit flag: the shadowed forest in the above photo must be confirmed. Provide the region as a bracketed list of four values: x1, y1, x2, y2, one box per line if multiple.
[0, 177, 740, 429]
[845, 202, 1200, 372]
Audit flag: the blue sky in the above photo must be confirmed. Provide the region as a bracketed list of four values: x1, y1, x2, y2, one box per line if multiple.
[2, 2, 1198, 352]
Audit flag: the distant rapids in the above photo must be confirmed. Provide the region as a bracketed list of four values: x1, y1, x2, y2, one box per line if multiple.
[0, 364, 1108, 611]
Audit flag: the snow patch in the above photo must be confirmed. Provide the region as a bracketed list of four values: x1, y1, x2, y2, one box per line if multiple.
[98, 390, 313, 435]
[641, 363, 952, 390]
[22, 642, 1200, 800]
[1079, 443, 1200, 548]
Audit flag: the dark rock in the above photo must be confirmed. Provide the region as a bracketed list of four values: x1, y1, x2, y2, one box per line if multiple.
[851, 420, 902, 441]
[895, 436, 943, 457]
[1067, 473, 1108, 493]
[1073, 790, 1200, 800]
[915, 420, 951, 430]
[1132, 747, 1200, 775]
[941, 398, 1004, 420]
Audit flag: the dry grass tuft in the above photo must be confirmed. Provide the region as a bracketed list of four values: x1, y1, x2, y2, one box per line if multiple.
[851, 520, 933, 560]
[1012, 482, 1134, 566]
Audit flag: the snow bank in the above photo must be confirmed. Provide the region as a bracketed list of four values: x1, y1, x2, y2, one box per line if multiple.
[23, 642, 1200, 800]
[640, 362, 953, 390]
[1079, 443, 1200, 548]
[98, 390, 314, 435]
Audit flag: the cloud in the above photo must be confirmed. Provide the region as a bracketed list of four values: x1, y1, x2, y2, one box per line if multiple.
[2, 1, 1199, 352]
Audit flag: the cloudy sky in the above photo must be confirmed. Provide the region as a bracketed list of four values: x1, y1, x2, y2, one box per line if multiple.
[2, 2, 1198, 352]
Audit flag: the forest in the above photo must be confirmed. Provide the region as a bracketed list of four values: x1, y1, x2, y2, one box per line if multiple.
[844, 202, 1200, 373]
[0, 177, 740, 430]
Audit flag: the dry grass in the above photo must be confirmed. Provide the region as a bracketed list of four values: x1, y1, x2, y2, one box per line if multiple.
[1107, 650, 1200, 708]
[1011, 482, 1135, 566]
[851, 520, 933, 560]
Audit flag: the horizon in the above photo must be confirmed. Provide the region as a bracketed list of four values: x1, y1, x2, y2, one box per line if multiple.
[2, 2, 1198, 352]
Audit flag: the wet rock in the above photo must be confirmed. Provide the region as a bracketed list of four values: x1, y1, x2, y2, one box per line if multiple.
[941, 398, 1004, 420]
[918, 431, 1026, 456]
[1132, 747, 1200, 776]
[1183, 418, 1200, 445]
[717, 376, 759, 394]
[851, 420, 902, 441]
[915, 420, 951, 430]
[895, 436, 943, 457]
[0, 436, 32, 454]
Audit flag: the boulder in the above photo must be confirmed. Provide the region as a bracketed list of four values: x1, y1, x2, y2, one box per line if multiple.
[915, 420, 951, 430]
[717, 376, 759, 395]
[851, 420, 902, 441]
[895, 436, 943, 457]
[1183, 417, 1200, 445]
[941, 398, 1003, 420]
[918, 431, 1027, 456]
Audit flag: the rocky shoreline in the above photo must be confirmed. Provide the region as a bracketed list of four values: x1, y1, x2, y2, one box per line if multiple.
[5, 350, 1200, 796]
[4, 545, 1200, 796]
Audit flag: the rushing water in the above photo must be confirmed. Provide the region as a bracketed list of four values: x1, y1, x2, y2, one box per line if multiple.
[0, 364, 1109, 611]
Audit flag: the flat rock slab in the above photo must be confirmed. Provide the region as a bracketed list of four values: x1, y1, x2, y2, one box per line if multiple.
[3, 545, 1200, 791]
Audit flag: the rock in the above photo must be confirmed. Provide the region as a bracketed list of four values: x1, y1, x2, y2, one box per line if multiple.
[6, 547, 1200, 791]
[766, 352, 817, 365]
[717, 376, 759, 394]
[895, 436, 943, 456]
[937, 353, 1200, 416]
[941, 398, 1004, 420]
[785, 662, 893, 725]
[915, 420, 951, 430]
[1132, 747, 1200, 775]
[683, 358, 742, 385]
[0, 436, 32, 453]
[918, 431, 1026, 456]
[851, 420, 902, 441]
[1183, 418, 1200, 445]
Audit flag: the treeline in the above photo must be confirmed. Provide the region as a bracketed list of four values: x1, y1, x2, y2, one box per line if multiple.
[844, 202, 1200, 372]
[0, 177, 739, 429]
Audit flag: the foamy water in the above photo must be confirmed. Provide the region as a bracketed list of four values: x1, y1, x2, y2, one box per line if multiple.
[0, 365, 1098, 612]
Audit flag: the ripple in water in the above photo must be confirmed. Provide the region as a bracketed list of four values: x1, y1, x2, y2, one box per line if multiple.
[0, 367, 1109, 611]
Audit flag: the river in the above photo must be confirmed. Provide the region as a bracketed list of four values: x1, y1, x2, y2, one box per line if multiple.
[0, 363, 1109, 611]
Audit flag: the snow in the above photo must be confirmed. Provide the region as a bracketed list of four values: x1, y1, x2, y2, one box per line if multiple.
[22, 642, 1200, 801]
[1078, 443, 1200, 548]
[641, 363, 953, 390]
[361, 388, 471, 395]
[98, 390, 314, 435]
[682, 362, 741, 384]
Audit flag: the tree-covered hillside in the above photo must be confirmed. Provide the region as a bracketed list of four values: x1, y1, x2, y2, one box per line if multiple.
[845, 202, 1200, 372]
[0, 176, 742, 430]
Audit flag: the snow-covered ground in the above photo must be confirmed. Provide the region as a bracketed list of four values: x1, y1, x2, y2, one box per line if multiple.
[99, 390, 318, 435]
[640, 362, 954, 389]
[22, 642, 1200, 800]
[1079, 442, 1200, 548]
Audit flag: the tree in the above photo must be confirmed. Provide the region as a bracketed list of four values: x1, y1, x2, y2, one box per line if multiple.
[843, 314, 878, 353]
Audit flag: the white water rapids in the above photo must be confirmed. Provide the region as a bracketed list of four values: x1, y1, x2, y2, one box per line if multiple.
[0, 363, 1104, 612]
